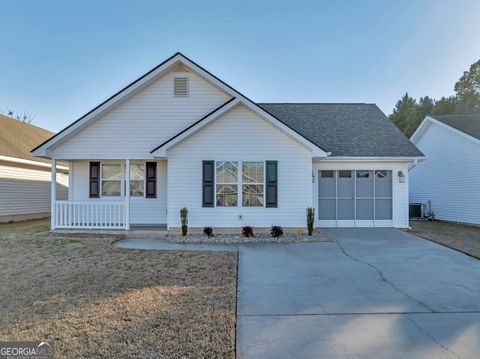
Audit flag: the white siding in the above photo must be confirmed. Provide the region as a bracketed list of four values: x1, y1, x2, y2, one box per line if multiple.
[0, 161, 68, 219]
[51, 69, 231, 159]
[313, 161, 410, 228]
[410, 122, 480, 225]
[167, 104, 313, 228]
[69, 160, 167, 224]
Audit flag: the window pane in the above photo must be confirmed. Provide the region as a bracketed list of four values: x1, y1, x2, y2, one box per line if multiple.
[339, 170, 352, 178]
[216, 184, 238, 207]
[243, 162, 263, 183]
[131, 164, 145, 180]
[216, 161, 238, 183]
[321, 170, 334, 178]
[242, 184, 264, 207]
[102, 181, 121, 196]
[102, 164, 121, 180]
[356, 170, 370, 178]
[130, 180, 144, 197]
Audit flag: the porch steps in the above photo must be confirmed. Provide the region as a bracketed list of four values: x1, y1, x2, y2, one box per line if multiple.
[126, 225, 168, 240]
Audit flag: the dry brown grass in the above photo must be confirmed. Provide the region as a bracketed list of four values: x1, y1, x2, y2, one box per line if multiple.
[407, 220, 480, 259]
[0, 219, 237, 358]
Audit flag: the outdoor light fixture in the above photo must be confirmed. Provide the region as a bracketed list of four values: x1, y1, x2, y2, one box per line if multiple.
[398, 170, 405, 183]
[312, 171, 315, 183]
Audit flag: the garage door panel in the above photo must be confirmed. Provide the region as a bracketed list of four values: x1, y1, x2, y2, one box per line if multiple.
[375, 170, 392, 197]
[318, 199, 336, 220]
[356, 199, 374, 220]
[338, 199, 354, 220]
[375, 199, 393, 220]
[356, 171, 373, 197]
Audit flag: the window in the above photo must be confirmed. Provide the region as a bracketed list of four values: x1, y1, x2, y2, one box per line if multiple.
[242, 162, 264, 207]
[321, 170, 334, 178]
[356, 170, 370, 178]
[216, 161, 238, 206]
[375, 170, 388, 178]
[174, 77, 188, 97]
[130, 164, 145, 196]
[101, 164, 122, 196]
[339, 170, 352, 178]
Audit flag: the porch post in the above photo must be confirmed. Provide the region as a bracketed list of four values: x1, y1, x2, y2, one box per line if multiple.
[125, 159, 130, 230]
[51, 158, 56, 230]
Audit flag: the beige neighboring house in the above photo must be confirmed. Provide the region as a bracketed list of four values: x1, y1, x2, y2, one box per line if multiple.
[0, 115, 68, 223]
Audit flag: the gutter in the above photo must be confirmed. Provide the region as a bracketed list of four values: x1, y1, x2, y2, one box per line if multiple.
[0, 155, 69, 171]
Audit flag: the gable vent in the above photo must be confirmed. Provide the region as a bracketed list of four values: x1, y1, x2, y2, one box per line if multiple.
[174, 77, 188, 97]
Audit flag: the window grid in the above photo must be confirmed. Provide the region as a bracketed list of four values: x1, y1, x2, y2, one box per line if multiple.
[215, 161, 238, 207]
[242, 162, 264, 207]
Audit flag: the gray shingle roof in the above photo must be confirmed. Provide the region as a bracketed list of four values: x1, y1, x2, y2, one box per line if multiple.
[258, 103, 423, 157]
[430, 114, 480, 141]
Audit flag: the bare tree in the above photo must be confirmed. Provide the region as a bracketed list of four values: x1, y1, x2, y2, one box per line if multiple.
[1, 108, 35, 123]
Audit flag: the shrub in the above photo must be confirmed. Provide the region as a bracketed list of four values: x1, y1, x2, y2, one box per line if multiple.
[270, 225, 284, 238]
[242, 226, 254, 238]
[180, 207, 188, 236]
[203, 226, 214, 237]
[306, 207, 315, 236]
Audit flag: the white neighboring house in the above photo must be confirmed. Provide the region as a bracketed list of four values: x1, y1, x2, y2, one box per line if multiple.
[410, 114, 480, 225]
[32, 53, 424, 232]
[0, 115, 68, 223]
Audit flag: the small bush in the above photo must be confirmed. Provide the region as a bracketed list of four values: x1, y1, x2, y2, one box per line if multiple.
[180, 207, 188, 236]
[242, 226, 254, 238]
[306, 207, 315, 236]
[203, 227, 214, 237]
[270, 225, 284, 238]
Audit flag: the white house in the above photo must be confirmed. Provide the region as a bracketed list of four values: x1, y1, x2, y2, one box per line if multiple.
[32, 53, 423, 232]
[0, 115, 68, 223]
[410, 114, 480, 225]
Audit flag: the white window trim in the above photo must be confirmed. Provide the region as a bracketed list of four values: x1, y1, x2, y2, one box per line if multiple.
[213, 160, 267, 208]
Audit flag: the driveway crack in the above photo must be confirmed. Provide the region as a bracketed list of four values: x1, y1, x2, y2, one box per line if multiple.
[405, 314, 462, 359]
[334, 240, 436, 313]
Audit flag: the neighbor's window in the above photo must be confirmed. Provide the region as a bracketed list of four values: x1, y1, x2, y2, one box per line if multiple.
[130, 164, 145, 196]
[101, 164, 122, 196]
[242, 162, 264, 207]
[216, 161, 238, 206]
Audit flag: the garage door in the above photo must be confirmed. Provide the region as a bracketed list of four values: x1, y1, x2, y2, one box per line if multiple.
[318, 170, 393, 227]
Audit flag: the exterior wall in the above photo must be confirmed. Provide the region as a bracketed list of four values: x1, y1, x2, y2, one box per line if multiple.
[410, 122, 480, 225]
[69, 160, 167, 224]
[313, 160, 410, 228]
[0, 161, 68, 222]
[167, 104, 313, 229]
[51, 69, 231, 159]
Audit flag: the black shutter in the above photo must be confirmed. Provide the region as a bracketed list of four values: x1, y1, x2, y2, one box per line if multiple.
[265, 161, 278, 208]
[89, 162, 100, 198]
[202, 161, 214, 207]
[146, 162, 157, 198]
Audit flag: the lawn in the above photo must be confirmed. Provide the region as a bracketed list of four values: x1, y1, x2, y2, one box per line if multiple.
[407, 220, 480, 259]
[0, 219, 237, 358]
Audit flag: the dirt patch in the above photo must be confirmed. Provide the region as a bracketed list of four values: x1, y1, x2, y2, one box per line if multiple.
[406, 220, 480, 259]
[0, 219, 237, 358]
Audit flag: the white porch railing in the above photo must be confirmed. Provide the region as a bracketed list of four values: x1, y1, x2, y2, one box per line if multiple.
[54, 201, 127, 229]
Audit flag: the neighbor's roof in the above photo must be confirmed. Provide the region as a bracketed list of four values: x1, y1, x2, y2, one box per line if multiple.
[258, 103, 424, 157]
[0, 114, 55, 164]
[430, 114, 480, 141]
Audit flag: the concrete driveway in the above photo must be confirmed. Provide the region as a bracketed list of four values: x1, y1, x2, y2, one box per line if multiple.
[237, 229, 480, 359]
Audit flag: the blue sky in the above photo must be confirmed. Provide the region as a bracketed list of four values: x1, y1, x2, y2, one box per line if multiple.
[1, 0, 479, 132]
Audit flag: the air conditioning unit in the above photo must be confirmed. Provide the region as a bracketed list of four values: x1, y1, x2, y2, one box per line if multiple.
[409, 203, 423, 219]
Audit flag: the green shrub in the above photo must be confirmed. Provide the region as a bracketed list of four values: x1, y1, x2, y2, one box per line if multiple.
[180, 207, 188, 236]
[306, 207, 315, 236]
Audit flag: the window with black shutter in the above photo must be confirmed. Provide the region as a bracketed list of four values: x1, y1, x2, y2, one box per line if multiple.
[145, 162, 157, 198]
[202, 160, 214, 207]
[265, 161, 278, 208]
[89, 162, 100, 198]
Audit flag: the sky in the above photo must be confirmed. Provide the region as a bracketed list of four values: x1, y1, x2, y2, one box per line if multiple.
[1, 0, 480, 132]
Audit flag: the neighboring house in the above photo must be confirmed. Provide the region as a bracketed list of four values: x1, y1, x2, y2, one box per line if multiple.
[0, 115, 68, 223]
[410, 114, 480, 225]
[32, 53, 423, 232]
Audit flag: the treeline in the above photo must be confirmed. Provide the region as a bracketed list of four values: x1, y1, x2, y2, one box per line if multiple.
[389, 60, 480, 137]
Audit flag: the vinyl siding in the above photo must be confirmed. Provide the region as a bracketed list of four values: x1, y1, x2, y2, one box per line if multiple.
[410, 122, 480, 225]
[167, 104, 313, 228]
[0, 161, 68, 218]
[51, 69, 231, 159]
[69, 160, 167, 224]
[313, 161, 410, 228]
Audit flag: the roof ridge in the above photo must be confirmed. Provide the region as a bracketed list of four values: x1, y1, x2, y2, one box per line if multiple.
[258, 102, 374, 105]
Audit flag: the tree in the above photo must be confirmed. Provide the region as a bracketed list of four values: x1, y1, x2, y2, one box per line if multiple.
[1, 109, 35, 123]
[389, 93, 418, 136]
[431, 96, 456, 115]
[454, 59, 480, 113]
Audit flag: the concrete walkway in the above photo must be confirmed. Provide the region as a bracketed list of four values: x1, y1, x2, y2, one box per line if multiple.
[114, 230, 480, 358]
[237, 229, 480, 359]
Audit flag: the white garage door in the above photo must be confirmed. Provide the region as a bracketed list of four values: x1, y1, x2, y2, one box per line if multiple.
[318, 170, 393, 227]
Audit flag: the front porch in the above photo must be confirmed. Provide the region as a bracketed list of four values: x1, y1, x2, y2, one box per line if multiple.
[50, 159, 166, 230]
